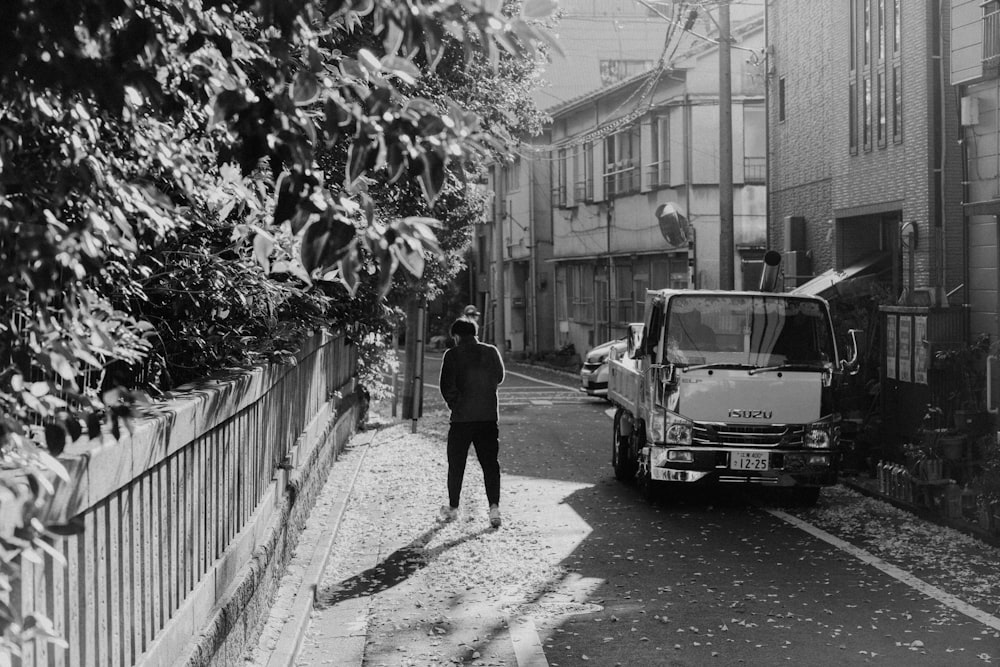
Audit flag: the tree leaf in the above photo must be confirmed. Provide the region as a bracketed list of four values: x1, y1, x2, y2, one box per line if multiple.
[416, 151, 446, 205]
[347, 140, 376, 184]
[291, 71, 320, 106]
[300, 215, 356, 277]
[43, 424, 66, 456]
[253, 232, 274, 273]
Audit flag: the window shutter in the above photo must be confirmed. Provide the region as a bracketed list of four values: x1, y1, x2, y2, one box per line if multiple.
[640, 117, 654, 192]
[593, 138, 606, 201]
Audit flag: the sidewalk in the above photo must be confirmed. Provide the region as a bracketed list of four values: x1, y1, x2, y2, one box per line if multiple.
[246, 403, 566, 667]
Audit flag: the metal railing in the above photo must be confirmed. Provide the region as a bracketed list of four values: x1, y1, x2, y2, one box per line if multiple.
[10, 332, 358, 666]
[744, 156, 766, 184]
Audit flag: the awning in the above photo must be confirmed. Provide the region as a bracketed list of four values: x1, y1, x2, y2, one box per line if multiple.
[790, 252, 891, 299]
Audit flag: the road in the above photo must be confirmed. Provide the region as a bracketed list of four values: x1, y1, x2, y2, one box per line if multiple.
[294, 353, 1000, 666]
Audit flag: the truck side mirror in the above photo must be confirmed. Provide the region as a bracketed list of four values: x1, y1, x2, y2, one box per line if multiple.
[840, 328, 865, 374]
[627, 322, 645, 359]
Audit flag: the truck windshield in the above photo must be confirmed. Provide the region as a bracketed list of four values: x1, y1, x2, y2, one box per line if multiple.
[664, 295, 835, 368]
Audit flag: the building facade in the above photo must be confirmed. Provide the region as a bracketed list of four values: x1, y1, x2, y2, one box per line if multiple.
[546, 14, 767, 354]
[479, 6, 767, 357]
[953, 0, 1000, 340]
[470, 0, 766, 353]
[768, 0, 963, 304]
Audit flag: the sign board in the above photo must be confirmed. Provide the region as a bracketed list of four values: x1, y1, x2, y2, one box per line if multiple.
[885, 314, 897, 380]
[898, 316, 912, 383]
[914, 315, 928, 384]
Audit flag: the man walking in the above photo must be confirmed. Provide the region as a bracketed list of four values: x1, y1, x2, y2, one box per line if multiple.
[438, 317, 505, 528]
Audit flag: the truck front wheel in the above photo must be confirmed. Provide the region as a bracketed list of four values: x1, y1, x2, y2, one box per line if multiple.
[613, 410, 638, 483]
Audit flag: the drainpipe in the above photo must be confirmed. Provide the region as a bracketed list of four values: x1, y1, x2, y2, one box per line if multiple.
[931, 0, 946, 303]
[685, 94, 696, 287]
[607, 199, 614, 341]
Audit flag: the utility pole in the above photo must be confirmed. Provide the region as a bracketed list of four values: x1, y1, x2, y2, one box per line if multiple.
[493, 164, 507, 357]
[718, 0, 734, 290]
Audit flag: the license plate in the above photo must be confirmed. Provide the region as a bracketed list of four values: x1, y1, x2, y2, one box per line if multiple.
[730, 451, 769, 471]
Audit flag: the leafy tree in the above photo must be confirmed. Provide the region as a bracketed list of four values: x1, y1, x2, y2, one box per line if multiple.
[0, 0, 558, 653]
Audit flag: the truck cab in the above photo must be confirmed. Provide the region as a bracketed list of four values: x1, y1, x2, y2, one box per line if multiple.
[608, 289, 856, 505]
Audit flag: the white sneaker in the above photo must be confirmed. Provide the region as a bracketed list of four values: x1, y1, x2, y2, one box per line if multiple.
[440, 505, 458, 522]
[489, 504, 501, 528]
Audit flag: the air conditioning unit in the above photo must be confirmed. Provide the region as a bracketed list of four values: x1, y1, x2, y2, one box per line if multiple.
[782, 250, 812, 287]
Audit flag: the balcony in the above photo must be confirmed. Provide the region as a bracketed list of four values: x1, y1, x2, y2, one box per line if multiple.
[603, 161, 638, 198]
[744, 156, 766, 185]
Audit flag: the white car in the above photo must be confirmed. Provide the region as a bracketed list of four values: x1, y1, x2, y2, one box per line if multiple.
[580, 337, 627, 398]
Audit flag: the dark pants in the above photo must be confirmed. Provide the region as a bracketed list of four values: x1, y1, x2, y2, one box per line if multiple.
[446, 421, 500, 508]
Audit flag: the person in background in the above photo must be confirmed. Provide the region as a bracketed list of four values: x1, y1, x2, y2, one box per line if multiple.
[438, 316, 505, 528]
[463, 304, 481, 325]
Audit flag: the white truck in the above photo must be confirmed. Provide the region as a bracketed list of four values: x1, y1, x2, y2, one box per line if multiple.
[607, 271, 860, 506]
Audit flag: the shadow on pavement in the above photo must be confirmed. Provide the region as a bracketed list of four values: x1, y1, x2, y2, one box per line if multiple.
[315, 524, 492, 608]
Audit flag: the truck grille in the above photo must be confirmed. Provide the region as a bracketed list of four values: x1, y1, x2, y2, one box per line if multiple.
[692, 423, 803, 448]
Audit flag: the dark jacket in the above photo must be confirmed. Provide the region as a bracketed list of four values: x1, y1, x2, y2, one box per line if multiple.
[439, 337, 505, 422]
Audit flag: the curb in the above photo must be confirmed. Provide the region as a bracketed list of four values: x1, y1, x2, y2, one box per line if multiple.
[264, 428, 377, 667]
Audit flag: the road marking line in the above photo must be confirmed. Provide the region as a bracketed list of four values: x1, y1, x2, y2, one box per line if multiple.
[507, 615, 548, 667]
[769, 508, 1000, 631]
[505, 369, 578, 392]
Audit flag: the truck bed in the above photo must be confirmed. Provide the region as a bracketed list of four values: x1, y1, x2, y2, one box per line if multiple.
[608, 357, 641, 414]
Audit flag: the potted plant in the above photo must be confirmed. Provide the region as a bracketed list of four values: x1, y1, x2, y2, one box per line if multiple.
[918, 404, 967, 462]
[934, 334, 992, 434]
[967, 459, 1000, 532]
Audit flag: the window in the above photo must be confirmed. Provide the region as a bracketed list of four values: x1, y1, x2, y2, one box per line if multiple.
[743, 104, 766, 184]
[852, 0, 899, 153]
[583, 141, 594, 201]
[863, 76, 871, 150]
[633, 269, 649, 322]
[984, 1, 1000, 67]
[849, 0, 856, 70]
[647, 114, 670, 188]
[892, 64, 902, 141]
[599, 60, 655, 86]
[572, 145, 585, 202]
[615, 264, 634, 324]
[504, 156, 521, 192]
[478, 235, 488, 271]
[864, 0, 871, 65]
[553, 148, 567, 207]
[778, 77, 786, 122]
[603, 127, 640, 197]
[567, 265, 594, 322]
[849, 80, 858, 152]
[877, 0, 885, 61]
[893, 0, 900, 53]
[877, 71, 886, 146]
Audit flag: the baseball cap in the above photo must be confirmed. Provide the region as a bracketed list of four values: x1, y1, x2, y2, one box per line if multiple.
[463, 305, 480, 317]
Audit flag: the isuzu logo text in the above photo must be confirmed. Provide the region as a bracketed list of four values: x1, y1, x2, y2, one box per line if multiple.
[728, 409, 773, 419]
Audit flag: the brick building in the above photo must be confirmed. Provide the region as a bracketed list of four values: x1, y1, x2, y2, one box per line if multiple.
[767, 0, 963, 303]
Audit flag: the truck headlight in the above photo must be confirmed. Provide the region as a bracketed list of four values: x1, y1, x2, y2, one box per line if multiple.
[666, 423, 692, 445]
[649, 410, 693, 445]
[804, 426, 832, 448]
